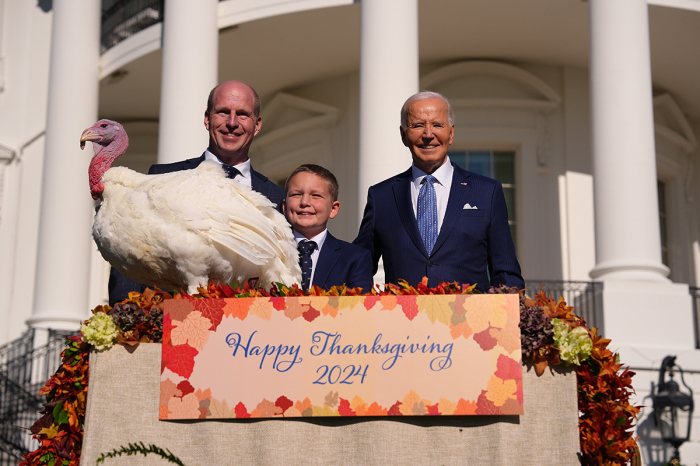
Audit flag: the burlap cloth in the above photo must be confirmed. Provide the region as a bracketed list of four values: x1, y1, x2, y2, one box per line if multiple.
[80, 344, 579, 465]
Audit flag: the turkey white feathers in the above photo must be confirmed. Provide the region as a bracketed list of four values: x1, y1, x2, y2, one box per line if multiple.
[80, 119, 301, 292]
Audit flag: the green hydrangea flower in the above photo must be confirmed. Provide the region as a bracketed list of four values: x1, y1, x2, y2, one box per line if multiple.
[552, 318, 592, 366]
[81, 313, 119, 351]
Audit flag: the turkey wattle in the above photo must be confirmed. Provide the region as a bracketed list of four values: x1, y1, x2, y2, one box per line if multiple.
[80, 119, 301, 292]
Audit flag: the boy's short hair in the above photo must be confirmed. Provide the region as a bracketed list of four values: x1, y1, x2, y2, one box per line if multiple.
[284, 164, 339, 202]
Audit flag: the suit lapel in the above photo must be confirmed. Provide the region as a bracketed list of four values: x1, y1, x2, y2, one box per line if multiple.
[314, 233, 340, 287]
[432, 165, 471, 255]
[250, 168, 268, 196]
[393, 169, 429, 258]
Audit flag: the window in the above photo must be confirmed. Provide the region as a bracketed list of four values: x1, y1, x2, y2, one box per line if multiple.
[658, 180, 669, 268]
[448, 150, 516, 243]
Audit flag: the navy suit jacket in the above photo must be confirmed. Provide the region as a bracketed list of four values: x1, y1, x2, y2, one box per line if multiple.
[108, 154, 285, 305]
[353, 163, 523, 292]
[312, 233, 373, 292]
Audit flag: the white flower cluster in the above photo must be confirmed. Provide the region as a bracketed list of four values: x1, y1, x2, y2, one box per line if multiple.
[80, 313, 118, 351]
[552, 318, 592, 366]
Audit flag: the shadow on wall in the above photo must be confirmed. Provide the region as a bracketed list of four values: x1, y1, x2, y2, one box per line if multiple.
[37, 0, 52, 13]
[636, 387, 676, 466]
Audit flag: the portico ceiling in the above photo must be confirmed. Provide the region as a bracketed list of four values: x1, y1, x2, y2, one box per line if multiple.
[98, 0, 700, 124]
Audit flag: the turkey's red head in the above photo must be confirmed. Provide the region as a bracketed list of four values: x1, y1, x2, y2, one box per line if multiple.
[80, 119, 129, 200]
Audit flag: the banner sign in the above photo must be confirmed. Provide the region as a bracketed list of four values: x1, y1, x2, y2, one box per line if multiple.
[160, 294, 523, 419]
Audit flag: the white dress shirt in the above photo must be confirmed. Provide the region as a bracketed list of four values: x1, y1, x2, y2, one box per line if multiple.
[204, 149, 252, 188]
[293, 229, 328, 286]
[410, 160, 454, 233]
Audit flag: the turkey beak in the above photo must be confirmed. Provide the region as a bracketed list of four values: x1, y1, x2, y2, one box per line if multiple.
[80, 129, 98, 150]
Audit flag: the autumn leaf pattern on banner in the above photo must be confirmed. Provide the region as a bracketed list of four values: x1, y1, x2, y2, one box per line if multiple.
[160, 294, 523, 420]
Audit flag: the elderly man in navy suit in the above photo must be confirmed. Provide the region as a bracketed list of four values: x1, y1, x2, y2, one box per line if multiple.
[353, 91, 523, 292]
[108, 81, 284, 304]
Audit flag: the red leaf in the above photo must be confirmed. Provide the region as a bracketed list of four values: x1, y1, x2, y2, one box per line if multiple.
[192, 298, 225, 331]
[198, 406, 208, 419]
[177, 380, 195, 398]
[235, 401, 251, 418]
[275, 396, 294, 414]
[270, 297, 286, 311]
[220, 284, 235, 297]
[162, 343, 199, 379]
[302, 306, 320, 322]
[473, 327, 498, 351]
[388, 401, 403, 416]
[494, 354, 522, 381]
[427, 404, 442, 415]
[475, 390, 502, 415]
[363, 296, 381, 311]
[338, 398, 356, 416]
[163, 313, 173, 346]
[397, 295, 418, 320]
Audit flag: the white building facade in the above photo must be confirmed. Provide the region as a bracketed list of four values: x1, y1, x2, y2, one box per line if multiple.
[1, 0, 699, 463]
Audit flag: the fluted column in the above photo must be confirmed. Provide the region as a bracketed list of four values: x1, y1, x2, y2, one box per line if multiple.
[28, 0, 101, 329]
[158, 0, 219, 164]
[358, 0, 419, 220]
[588, 0, 668, 282]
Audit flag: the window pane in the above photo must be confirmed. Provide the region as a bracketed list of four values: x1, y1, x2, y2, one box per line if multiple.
[494, 152, 514, 185]
[448, 152, 467, 170]
[467, 151, 490, 177]
[503, 187, 515, 222]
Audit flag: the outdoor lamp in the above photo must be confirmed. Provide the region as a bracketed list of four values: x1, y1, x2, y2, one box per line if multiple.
[653, 355, 694, 461]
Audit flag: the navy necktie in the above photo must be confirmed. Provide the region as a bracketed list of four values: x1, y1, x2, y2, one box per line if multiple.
[418, 175, 438, 255]
[298, 240, 317, 290]
[222, 164, 241, 179]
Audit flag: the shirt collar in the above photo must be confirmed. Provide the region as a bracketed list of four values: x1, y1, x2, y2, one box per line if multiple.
[411, 159, 454, 189]
[293, 228, 328, 251]
[204, 149, 251, 180]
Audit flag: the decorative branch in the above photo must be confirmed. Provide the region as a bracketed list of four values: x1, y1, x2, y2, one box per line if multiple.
[96, 442, 185, 465]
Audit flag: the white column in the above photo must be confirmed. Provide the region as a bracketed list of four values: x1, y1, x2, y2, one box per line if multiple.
[158, 0, 219, 164]
[358, 0, 419, 219]
[588, 0, 668, 282]
[587, 0, 694, 356]
[28, 0, 101, 330]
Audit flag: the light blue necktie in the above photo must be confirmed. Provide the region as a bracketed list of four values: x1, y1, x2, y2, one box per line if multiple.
[417, 175, 438, 255]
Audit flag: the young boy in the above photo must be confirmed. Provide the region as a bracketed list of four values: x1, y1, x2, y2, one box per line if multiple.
[283, 164, 373, 291]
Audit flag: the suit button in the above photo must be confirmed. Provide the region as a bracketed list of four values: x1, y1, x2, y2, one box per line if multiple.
[428, 261, 434, 267]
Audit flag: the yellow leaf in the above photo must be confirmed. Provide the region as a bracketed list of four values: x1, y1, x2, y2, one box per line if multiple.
[337, 296, 365, 311]
[312, 404, 340, 416]
[399, 390, 422, 416]
[209, 398, 235, 418]
[248, 299, 273, 320]
[38, 424, 59, 439]
[417, 295, 455, 325]
[485, 375, 517, 407]
[464, 296, 491, 333]
[350, 395, 368, 416]
[439, 397, 457, 415]
[488, 294, 508, 328]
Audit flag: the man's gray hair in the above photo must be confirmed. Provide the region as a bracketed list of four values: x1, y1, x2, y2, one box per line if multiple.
[400, 91, 455, 129]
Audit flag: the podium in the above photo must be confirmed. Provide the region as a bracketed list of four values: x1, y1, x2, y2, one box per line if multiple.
[80, 343, 580, 465]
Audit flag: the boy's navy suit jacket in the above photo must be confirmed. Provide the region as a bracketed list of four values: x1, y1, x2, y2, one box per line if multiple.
[312, 233, 373, 292]
[353, 163, 523, 292]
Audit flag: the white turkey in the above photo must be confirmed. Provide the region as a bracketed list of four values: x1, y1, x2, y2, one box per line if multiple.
[80, 119, 302, 292]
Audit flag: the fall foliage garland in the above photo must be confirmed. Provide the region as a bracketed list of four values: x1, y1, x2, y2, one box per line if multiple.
[19, 280, 639, 466]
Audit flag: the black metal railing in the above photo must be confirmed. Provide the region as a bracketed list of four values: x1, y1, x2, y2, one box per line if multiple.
[691, 286, 700, 349]
[0, 330, 77, 466]
[101, 0, 165, 53]
[524, 280, 601, 331]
